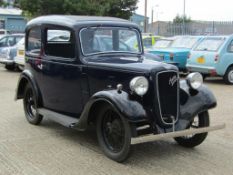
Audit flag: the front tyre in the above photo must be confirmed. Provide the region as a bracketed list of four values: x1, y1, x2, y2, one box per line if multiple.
[224, 67, 233, 84]
[96, 104, 131, 162]
[174, 111, 209, 148]
[23, 83, 43, 125]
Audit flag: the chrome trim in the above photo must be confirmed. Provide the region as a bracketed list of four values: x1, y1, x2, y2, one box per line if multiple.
[156, 70, 179, 125]
[0, 59, 14, 64]
[131, 123, 225, 144]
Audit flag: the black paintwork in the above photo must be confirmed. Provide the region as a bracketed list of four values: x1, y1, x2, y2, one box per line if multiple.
[16, 15, 217, 135]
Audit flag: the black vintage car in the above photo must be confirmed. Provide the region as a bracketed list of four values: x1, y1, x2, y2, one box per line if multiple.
[15, 15, 224, 162]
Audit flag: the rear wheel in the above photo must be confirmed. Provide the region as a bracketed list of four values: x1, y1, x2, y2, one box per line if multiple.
[96, 104, 131, 162]
[223, 67, 233, 84]
[23, 84, 43, 125]
[174, 111, 209, 148]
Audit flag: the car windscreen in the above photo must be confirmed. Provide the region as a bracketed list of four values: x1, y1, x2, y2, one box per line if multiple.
[152, 40, 172, 48]
[80, 27, 141, 55]
[194, 38, 225, 52]
[17, 37, 25, 46]
[170, 37, 199, 49]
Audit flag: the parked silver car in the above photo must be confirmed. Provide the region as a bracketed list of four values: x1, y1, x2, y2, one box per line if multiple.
[14, 38, 25, 71]
[0, 34, 24, 70]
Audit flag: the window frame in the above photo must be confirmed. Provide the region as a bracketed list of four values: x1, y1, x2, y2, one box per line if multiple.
[43, 25, 76, 61]
[79, 27, 143, 57]
[26, 26, 42, 57]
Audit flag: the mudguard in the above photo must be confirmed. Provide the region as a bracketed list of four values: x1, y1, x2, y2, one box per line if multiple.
[175, 80, 217, 130]
[15, 70, 42, 106]
[73, 90, 148, 131]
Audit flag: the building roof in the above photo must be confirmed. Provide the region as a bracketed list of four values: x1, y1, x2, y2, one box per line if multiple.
[0, 8, 22, 15]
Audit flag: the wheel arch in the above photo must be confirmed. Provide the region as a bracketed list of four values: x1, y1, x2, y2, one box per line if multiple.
[225, 64, 233, 73]
[15, 71, 43, 107]
[177, 80, 217, 130]
[87, 100, 110, 124]
[72, 90, 149, 131]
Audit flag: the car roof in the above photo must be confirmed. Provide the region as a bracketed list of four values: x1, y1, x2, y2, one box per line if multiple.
[27, 15, 139, 30]
[202, 35, 230, 39]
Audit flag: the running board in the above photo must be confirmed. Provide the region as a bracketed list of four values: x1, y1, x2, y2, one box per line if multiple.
[38, 108, 79, 128]
[131, 123, 225, 145]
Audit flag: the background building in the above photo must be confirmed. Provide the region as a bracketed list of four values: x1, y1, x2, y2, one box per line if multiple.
[130, 13, 149, 32]
[0, 8, 26, 33]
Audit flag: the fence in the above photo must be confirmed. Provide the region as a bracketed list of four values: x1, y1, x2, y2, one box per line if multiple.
[148, 21, 233, 37]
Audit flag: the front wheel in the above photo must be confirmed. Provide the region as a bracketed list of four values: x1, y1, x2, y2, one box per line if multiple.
[23, 84, 43, 125]
[96, 104, 131, 162]
[174, 111, 209, 148]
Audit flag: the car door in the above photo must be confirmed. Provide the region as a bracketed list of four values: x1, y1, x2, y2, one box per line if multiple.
[217, 38, 233, 75]
[38, 26, 84, 116]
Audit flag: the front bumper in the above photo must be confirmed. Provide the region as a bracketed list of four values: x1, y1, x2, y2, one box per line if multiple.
[0, 58, 14, 65]
[131, 123, 225, 144]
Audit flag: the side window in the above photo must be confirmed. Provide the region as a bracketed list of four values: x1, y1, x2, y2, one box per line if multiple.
[0, 37, 8, 47]
[143, 37, 152, 47]
[228, 40, 233, 52]
[7, 36, 16, 46]
[45, 29, 75, 58]
[27, 27, 41, 55]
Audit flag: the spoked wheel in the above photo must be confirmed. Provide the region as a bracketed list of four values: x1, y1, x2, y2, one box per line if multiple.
[23, 84, 43, 125]
[97, 104, 131, 162]
[174, 111, 209, 148]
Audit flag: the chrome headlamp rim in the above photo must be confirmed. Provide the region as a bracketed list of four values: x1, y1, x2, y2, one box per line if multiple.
[129, 76, 149, 96]
[186, 72, 203, 90]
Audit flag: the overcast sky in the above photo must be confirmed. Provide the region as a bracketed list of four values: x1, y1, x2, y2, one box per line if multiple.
[136, 0, 233, 22]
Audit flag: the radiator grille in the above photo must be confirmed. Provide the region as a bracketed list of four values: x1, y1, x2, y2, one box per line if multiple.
[156, 71, 179, 125]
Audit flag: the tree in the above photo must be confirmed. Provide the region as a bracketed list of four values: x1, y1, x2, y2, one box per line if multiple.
[0, 0, 8, 7]
[173, 14, 191, 24]
[14, 0, 138, 19]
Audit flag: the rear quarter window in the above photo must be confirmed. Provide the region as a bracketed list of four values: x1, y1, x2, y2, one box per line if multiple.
[27, 27, 41, 56]
[227, 40, 233, 52]
[195, 38, 225, 52]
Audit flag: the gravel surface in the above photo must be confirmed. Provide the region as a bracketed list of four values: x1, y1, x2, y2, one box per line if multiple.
[0, 65, 232, 175]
